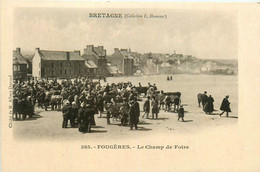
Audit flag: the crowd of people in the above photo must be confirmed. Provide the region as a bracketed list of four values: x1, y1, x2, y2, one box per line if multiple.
[199, 91, 232, 117]
[12, 76, 232, 133]
[12, 77, 183, 133]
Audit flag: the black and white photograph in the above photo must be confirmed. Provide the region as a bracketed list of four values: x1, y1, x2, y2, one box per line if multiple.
[1, 2, 260, 172]
[11, 6, 238, 139]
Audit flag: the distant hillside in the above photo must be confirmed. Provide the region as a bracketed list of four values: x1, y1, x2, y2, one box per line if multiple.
[206, 59, 238, 67]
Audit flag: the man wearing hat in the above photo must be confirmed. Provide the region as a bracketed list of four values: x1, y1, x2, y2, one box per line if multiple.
[219, 95, 231, 117]
[129, 100, 138, 130]
[70, 101, 78, 128]
[202, 91, 208, 108]
[62, 100, 71, 128]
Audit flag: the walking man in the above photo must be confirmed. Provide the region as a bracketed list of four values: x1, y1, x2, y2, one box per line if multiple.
[219, 95, 231, 117]
[142, 96, 150, 118]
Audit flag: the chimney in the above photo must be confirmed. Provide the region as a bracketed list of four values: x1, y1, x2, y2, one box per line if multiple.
[74, 50, 80, 56]
[85, 45, 94, 54]
[16, 47, 21, 53]
[66, 52, 70, 60]
[121, 49, 127, 52]
[87, 45, 94, 50]
[114, 48, 119, 53]
[35, 48, 40, 52]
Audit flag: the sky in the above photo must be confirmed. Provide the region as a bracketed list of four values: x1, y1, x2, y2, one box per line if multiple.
[14, 7, 237, 59]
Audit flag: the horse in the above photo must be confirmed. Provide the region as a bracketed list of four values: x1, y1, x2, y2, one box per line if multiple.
[163, 92, 181, 111]
[164, 92, 181, 100]
[135, 87, 149, 97]
[197, 93, 208, 107]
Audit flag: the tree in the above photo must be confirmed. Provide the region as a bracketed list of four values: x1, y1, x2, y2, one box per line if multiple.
[167, 59, 174, 65]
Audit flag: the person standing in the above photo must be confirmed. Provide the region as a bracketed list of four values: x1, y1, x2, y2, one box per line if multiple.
[84, 103, 96, 133]
[134, 96, 140, 123]
[62, 101, 71, 128]
[97, 93, 104, 118]
[158, 91, 165, 110]
[202, 91, 208, 108]
[129, 100, 138, 130]
[151, 97, 159, 119]
[206, 95, 214, 114]
[70, 102, 78, 128]
[219, 95, 231, 117]
[142, 96, 150, 119]
[78, 102, 86, 132]
[106, 102, 112, 125]
[120, 99, 130, 126]
[178, 105, 185, 122]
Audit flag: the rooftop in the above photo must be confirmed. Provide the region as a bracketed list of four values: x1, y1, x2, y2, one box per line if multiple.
[38, 50, 84, 61]
[13, 50, 27, 65]
[85, 60, 98, 68]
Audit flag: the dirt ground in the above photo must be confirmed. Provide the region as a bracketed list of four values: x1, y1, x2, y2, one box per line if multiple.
[13, 98, 238, 141]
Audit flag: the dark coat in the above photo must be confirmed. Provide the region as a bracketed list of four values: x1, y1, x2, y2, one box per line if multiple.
[151, 99, 159, 114]
[129, 104, 138, 124]
[143, 100, 150, 113]
[97, 95, 104, 112]
[134, 101, 140, 122]
[62, 105, 71, 117]
[178, 107, 184, 118]
[202, 94, 208, 106]
[78, 107, 85, 124]
[220, 98, 231, 112]
[207, 96, 214, 112]
[85, 107, 96, 125]
[204, 96, 214, 113]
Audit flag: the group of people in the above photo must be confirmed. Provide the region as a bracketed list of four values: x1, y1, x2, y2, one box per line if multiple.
[13, 76, 233, 134]
[200, 91, 232, 117]
[201, 91, 215, 114]
[142, 92, 182, 120]
[167, 76, 173, 81]
[13, 77, 156, 131]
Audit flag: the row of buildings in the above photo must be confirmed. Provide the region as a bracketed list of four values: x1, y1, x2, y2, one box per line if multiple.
[13, 45, 238, 80]
[13, 45, 136, 80]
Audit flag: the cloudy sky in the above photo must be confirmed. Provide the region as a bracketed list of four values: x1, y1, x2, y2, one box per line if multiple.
[14, 7, 237, 59]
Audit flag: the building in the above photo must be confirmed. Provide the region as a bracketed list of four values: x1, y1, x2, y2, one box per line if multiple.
[82, 45, 109, 77]
[32, 48, 85, 78]
[13, 48, 28, 80]
[84, 59, 98, 77]
[108, 48, 134, 76]
[106, 63, 123, 76]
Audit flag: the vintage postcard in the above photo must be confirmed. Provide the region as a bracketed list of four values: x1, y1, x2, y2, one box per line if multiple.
[1, 1, 260, 172]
